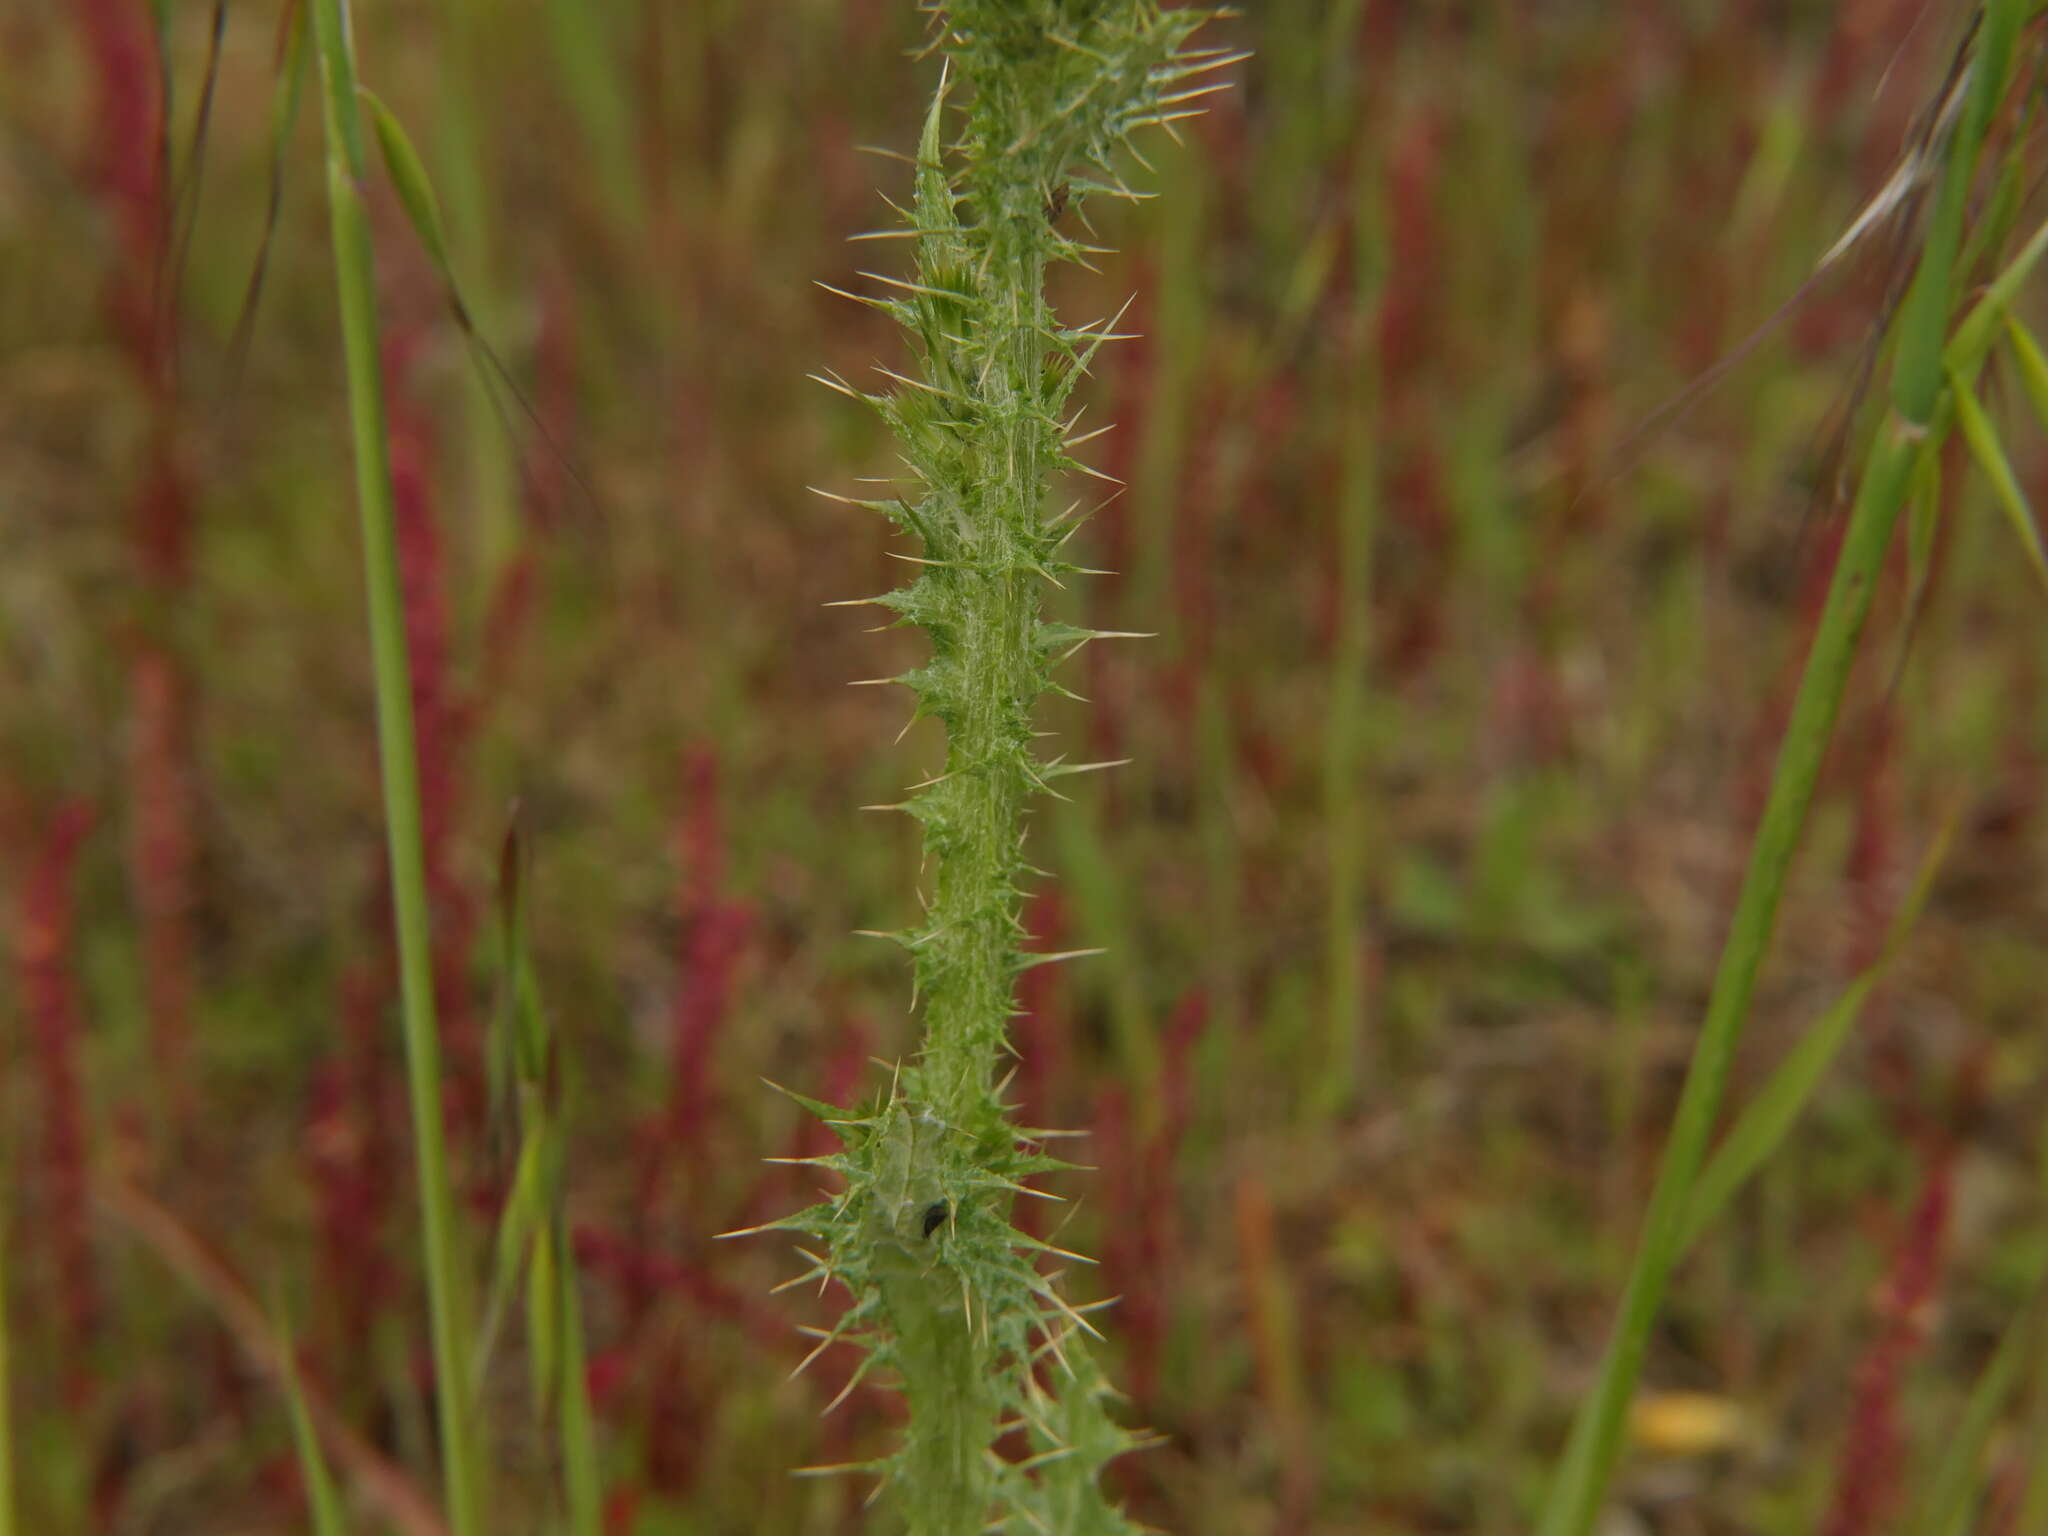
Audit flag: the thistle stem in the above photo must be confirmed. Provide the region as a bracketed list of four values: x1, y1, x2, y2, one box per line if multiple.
[782, 8, 1231, 1530]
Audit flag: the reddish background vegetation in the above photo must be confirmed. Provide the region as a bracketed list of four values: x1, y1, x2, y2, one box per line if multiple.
[3, 2, 2047, 1532]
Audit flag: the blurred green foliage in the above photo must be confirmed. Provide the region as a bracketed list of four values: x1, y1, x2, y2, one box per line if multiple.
[3, 2, 2048, 1533]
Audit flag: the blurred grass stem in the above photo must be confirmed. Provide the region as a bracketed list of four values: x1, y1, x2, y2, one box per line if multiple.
[1536, 6, 2024, 1532]
[308, 0, 483, 1529]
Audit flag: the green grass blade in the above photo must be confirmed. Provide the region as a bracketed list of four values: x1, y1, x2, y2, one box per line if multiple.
[544, 0, 641, 227]
[360, 87, 453, 277]
[491, 819, 598, 1529]
[2004, 316, 2048, 430]
[1535, 9, 2025, 1532]
[228, 3, 313, 377]
[1905, 1265, 2045, 1536]
[556, 1234, 603, 1536]
[1945, 207, 2048, 372]
[526, 1223, 560, 1420]
[1536, 413, 1912, 1527]
[1951, 128, 2026, 298]
[1893, 13, 2020, 426]
[356, 71, 592, 522]
[1906, 433, 1944, 618]
[472, 1130, 544, 1393]
[1950, 367, 2048, 599]
[477, 836, 550, 1393]
[2020, 1344, 2048, 1532]
[1678, 817, 1955, 1254]
[306, 1, 483, 1529]
[281, 1325, 350, 1536]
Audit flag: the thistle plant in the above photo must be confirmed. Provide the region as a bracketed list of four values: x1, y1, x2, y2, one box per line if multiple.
[735, 5, 1236, 1530]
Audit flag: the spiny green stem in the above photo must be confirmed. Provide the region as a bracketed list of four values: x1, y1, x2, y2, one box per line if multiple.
[771, 6, 1230, 1531]
[306, 1, 482, 1530]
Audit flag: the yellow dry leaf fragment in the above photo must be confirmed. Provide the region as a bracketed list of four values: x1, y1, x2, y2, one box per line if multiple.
[1628, 1392, 1748, 1457]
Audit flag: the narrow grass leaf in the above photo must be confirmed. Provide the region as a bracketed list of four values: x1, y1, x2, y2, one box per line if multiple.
[360, 80, 596, 519]
[1905, 433, 1944, 626]
[1946, 207, 2048, 375]
[555, 1234, 603, 1536]
[1948, 145, 2028, 343]
[473, 1130, 544, 1391]
[360, 87, 453, 277]
[1678, 817, 1955, 1254]
[1905, 1264, 2045, 1536]
[526, 1220, 560, 1417]
[1536, 8, 2026, 1530]
[2019, 1322, 2048, 1534]
[282, 1324, 350, 1536]
[2004, 317, 2048, 431]
[228, 4, 313, 382]
[1950, 368, 2048, 600]
[307, 0, 484, 1527]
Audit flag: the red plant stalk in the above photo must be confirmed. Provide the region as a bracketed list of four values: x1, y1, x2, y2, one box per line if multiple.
[75, 0, 168, 375]
[617, 750, 754, 1355]
[1820, 1146, 1958, 1536]
[643, 1360, 703, 1498]
[1096, 991, 1208, 1406]
[1845, 704, 1900, 893]
[602, 808, 774, 1499]
[601, 1484, 641, 1536]
[129, 641, 195, 1104]
[17, 802, 100, 1406]
[1232, 1171, 1315, 1526]
[1374, 102, 1457, 682]
[78, 0, 200, 1120]
[1826, 1056, 1982, 1536]
[329, 974, 399, 1335]
[667, 748, 753, 1155]
[302, 944, 404, 1406]
[1376, 106, 1439, 391]
[305, 1059, 374, 1353]
[572, 1226, 785, 1347]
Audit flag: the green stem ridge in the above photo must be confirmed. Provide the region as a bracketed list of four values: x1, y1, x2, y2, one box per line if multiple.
[1535, 7, 2025, 1534]
[307, 2, 483, 1530]
[760, 5, 1232, 1530]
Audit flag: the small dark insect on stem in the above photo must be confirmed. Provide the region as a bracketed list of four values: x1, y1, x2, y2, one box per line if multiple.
[920, 1201, 949, 1239]
[1044, 182, 1069, 225]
